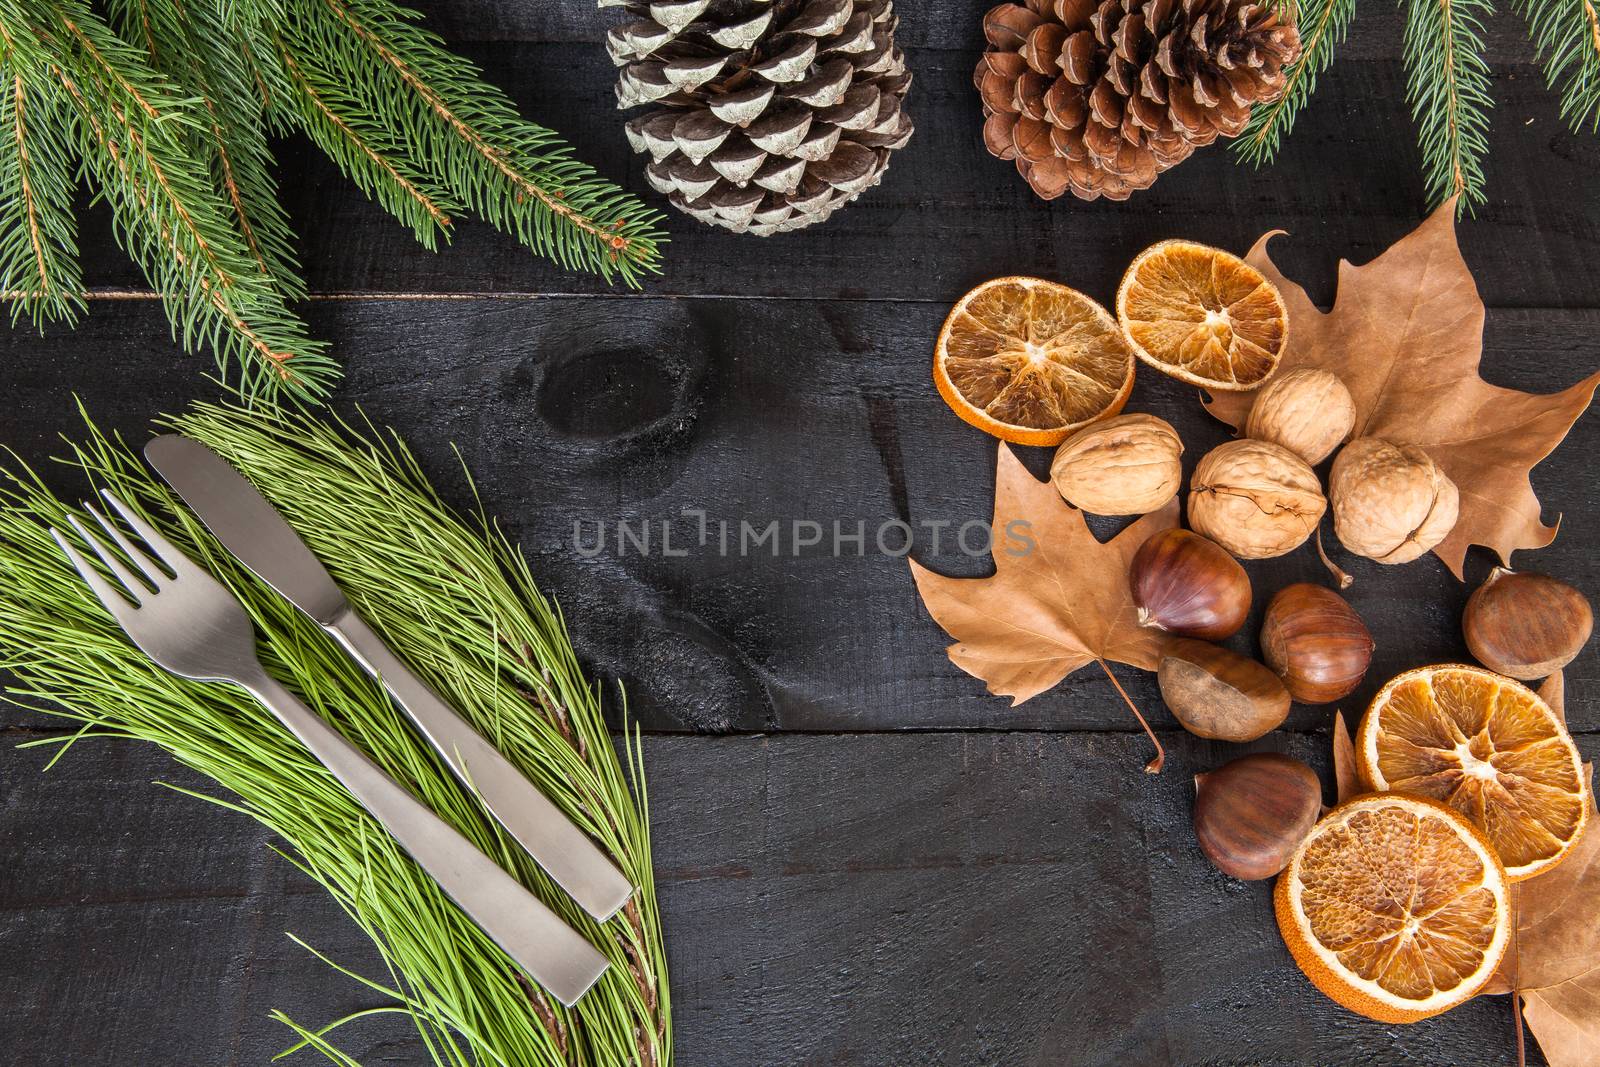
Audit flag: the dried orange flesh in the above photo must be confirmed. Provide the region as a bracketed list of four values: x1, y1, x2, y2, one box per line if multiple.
[1116, 240, 1288, 390]
[1276, 795, 1510, 1023]
[935, 276, 1134, 446]
[1359, 665, 1588, 880]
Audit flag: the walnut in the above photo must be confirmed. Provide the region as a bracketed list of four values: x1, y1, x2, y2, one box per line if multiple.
[1244, 368, 1356, 465]
[1188, 439, 1327, 559]
[1329, 437, 1459, 564]
[1050, 413, 1183, 515]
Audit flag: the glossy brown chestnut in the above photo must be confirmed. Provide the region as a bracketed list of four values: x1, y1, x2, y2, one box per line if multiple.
[1463, 567, 1593, 680]
[1130, 528, 1252, 640]
[1158, 638, 1291, 742]
[1193, 752, 1323, 880]
[1260, 583, 1375, 704]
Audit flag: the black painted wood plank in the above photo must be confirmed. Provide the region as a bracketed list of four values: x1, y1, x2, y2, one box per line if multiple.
[2, 730, 1583, 1065]
[1, 298, 1595, 735]
[407, 0, 1539, 60]
[63, 44, 1600, 308]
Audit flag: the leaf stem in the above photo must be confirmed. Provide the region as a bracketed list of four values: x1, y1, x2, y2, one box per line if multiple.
[1513, 993, 1525, 1067]
[1096, 658, 1165, 774]
[1509, 891, 1525, 1067]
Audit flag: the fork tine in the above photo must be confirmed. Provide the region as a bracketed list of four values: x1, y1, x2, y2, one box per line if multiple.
[65, 514, 152, 600]
[83, 500, 169, 587]
[101, 490, 190, 574]
[50, 528, 139, 618]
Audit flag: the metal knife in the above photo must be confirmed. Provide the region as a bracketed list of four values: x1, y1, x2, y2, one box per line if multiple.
[146, 433, 635, 921]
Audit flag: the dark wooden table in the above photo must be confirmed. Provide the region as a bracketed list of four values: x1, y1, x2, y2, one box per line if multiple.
[2, 3, 1597, 1064]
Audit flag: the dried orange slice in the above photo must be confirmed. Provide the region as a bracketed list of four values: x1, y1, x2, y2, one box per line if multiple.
[934, 276, 1135, 446]
[1357, 664, 1589, 881]
[1116, 240, 1288, 391]
[1276, 794, 1511, 1023]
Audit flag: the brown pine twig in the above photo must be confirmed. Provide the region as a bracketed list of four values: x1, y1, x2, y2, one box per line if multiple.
[513, 972, 572, 1062]
[10, 76, 54, 295]
[621, 898, 664, 1067]
[59, 15, 159, 119]
[129, 0, 158, 63]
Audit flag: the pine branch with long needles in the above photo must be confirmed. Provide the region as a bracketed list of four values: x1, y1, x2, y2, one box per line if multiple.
[0, 399, 671, 1066]
[0, 0, 665, 401]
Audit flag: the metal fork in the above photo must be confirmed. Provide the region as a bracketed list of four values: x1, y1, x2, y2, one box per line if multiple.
[51, 492, 610, 1007]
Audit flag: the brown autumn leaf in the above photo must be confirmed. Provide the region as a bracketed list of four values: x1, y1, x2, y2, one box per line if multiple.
[1331, 710, 1359, 805]
[1204, 200, 1600, 580]
[1542, 670, 1567, 728]
[909, 442, 1179, 769]
[1491, 764, 1599, 1066]
[1474, 672, 1600, 1067]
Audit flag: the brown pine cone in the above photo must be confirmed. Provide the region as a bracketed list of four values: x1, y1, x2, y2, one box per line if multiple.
[975, 0, 1300, 201]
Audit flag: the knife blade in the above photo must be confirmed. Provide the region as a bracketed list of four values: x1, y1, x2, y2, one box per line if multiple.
[145, 434, 635, 921]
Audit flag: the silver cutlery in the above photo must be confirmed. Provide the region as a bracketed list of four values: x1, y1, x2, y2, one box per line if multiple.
[144, 434, 635, 922]
[52, 494, 610, 1006]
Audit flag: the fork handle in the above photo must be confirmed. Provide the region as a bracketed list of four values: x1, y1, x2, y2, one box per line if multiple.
[239, 669, 610, 1007]
[328, 610, 634, 921]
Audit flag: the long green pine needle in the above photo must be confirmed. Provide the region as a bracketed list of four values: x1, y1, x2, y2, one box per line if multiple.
[0, 399, 671, 1066]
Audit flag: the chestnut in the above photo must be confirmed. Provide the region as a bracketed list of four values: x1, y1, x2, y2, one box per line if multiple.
[1158, 638, 1290, 742]
[1464, 567, 1592, 680]
[1260, 583, 1374, 704]
[1130, 528, 1252, 640]
[1194, 752, 1323, 880]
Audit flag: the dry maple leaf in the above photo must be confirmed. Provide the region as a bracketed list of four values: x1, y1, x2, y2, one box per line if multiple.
[909, 443, 1179, 770]
[1331, 710, 1359, 806]
[1204, 199, 1600, 579]
[1476, 673, 1600, 1067]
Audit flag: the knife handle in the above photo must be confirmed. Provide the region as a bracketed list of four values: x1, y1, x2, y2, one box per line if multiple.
[240, 669, 609, 1006]
[327, 610, 635, 921]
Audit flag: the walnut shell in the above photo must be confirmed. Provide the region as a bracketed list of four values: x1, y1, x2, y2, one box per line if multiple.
[1050, 413, 1183, 516]
[1243, 368, 1356, 465]
[1187, 439, 1327, 559]
[1329, 437, 1459, 564]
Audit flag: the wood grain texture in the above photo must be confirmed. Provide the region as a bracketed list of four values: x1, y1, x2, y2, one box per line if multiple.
[0, 299, 1593, 735]
[66, 48, 1600, 307]
[2, 1, 1598, 1064]
[4, 730, 1590, 1066]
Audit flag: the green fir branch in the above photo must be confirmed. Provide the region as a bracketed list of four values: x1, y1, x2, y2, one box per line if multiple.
[1, 0, 334, 397]
[279, 0, 665, 285]
[1516, 0, 1600, 130]
[0, 0, 664, 401]
[228, 0, 298, 132]
[0, 60, 84, 327]
[1235, 0, 1359, 165]
[1401, 0, 1495, 212]
[269, 22, 458, 248]
[107, 0, 305, 297]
